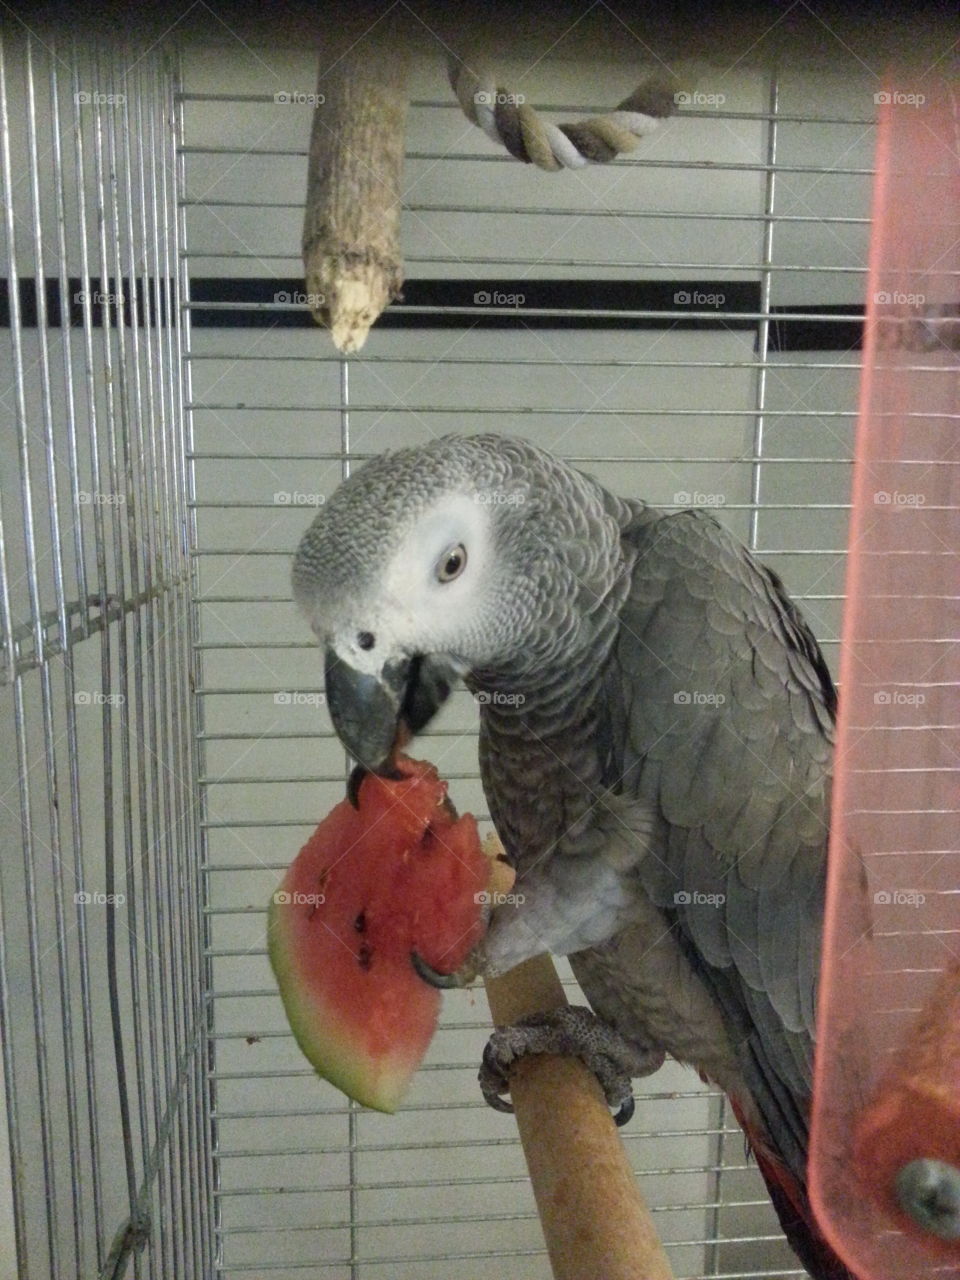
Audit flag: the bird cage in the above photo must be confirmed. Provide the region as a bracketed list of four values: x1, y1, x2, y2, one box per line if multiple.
[0, 14, 955, 1280]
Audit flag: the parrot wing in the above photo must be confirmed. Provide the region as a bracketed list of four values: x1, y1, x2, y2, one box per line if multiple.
[599, 505, 836, 1187]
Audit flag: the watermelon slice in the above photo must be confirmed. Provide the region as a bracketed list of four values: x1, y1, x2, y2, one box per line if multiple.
[268, 756, 491, 1112]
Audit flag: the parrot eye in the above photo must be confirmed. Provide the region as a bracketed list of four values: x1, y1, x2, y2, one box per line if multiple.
[436, 544, 467, 583]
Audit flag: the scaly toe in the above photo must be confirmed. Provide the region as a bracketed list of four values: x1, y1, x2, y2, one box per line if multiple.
[478, 1005, 663, 1125]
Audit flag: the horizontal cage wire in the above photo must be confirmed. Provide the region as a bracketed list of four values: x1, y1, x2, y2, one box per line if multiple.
[3, 16, 948, 1280]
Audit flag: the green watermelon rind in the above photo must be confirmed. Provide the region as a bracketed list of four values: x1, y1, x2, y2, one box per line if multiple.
[267, 889, 432, 1113]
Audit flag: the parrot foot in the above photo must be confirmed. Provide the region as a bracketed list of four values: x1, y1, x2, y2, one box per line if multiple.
[479, 1005, 665, 1126]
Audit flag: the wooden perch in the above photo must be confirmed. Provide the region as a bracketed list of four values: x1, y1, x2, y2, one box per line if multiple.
[302, 27, 408, 352]
[481, 838, 674, 1280]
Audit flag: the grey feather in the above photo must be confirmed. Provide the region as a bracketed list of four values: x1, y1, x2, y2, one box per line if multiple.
[593, 504, 834, 1186]
[724, 868, 765, 991]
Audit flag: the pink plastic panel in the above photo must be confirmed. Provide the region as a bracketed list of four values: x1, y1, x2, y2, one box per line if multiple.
[809, 80, 960, 1279]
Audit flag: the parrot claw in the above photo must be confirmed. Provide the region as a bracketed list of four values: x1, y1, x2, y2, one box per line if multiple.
[346, 764, 366, 810]
[410, 948, 481, 989]
[478, 1006, 664, 1127]
[346, 761, 407, 809]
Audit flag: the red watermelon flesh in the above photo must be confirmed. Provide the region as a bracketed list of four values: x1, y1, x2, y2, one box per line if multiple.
[268, 756, 490, 1112]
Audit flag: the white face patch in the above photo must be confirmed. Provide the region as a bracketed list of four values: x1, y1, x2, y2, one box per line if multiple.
[378, 492, 491, 656]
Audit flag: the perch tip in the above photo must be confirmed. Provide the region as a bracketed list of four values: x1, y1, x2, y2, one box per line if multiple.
[313, 278, 391, 354]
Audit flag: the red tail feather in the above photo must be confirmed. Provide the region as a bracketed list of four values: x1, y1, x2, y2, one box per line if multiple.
[730, 1099, 861, 1280]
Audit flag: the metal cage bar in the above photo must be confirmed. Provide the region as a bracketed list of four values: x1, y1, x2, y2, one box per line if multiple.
[0, 32, 207, 1280]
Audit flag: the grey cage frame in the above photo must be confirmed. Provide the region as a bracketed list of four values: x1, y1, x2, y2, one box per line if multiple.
[0, 22, 890, 1280]
[0, 33, 212, 1280]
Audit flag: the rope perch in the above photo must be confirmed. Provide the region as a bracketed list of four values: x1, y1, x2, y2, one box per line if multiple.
[448, 56, 676, 170]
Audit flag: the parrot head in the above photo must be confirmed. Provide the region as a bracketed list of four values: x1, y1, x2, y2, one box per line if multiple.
[293, 435, 531, 778]
[291, 434, 621, 781]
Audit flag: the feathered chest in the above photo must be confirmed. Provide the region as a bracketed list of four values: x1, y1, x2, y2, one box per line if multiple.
[476, 673, 615, 874]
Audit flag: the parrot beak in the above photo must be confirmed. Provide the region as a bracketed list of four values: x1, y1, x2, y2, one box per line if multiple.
[323, 648, 453, 805]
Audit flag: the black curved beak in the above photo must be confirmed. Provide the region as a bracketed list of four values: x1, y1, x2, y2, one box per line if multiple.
[323, 649, 454, 806]
[324, 648, 410, 775]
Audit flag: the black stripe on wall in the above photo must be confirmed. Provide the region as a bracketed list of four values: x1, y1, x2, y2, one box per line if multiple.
[0, 278, 864, 350]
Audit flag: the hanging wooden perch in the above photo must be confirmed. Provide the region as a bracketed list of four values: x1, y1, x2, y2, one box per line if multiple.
[302, 29, 408, 353]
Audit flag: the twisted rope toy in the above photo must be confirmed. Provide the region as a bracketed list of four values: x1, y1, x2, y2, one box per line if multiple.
[448, 55, 676, 170]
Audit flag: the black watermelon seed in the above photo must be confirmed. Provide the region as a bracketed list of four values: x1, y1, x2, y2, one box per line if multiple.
[354, 910, 366, 933]
[358, 943, 373, 970]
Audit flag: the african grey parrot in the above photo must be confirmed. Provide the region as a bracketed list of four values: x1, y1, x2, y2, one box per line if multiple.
[291, 432, 855, 1280]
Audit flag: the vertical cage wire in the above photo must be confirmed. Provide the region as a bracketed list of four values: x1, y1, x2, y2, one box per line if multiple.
[0, 33, 212, 1280]
[0, 32, 60, 1278]
[339, 357, 362, 1280]
[176, 38, 221, 1279]
[707, 60, 782, 1280]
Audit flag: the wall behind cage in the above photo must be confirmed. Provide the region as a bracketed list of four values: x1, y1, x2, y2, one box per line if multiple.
[178, 40, 876, 1280]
